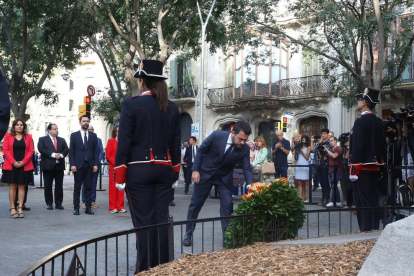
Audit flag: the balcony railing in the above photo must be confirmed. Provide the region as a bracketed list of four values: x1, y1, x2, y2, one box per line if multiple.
[208, 75, 332, 104]
[169, 84, 198, 100]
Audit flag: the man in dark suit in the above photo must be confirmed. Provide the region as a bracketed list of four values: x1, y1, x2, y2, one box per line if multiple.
[0, 70, 10, 142]
[183, 121, 253, 246]
[183, 136, 198, 195]
[38, 124, 69, 210]
[69, 115, 99, 215]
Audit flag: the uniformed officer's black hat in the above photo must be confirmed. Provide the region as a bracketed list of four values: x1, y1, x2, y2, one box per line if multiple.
[134, 60, 168, 79]
[355, 87, 381, 104]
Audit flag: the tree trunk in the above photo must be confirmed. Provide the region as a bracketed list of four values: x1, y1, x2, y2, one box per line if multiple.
[372, 0, 384, 118]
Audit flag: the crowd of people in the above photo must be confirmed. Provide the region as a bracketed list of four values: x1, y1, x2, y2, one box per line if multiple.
[0, 116, 126, 218]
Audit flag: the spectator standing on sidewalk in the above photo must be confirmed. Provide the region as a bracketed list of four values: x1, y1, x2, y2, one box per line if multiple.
[251, 137, 268, 182]
[81, 124, 104, 209]
[1, 119, 34, 219]
[272, 130, 290, 178]
[295, 135, 311, 202]
[325, 136, 343, 207]
[106, 126, 126, 214]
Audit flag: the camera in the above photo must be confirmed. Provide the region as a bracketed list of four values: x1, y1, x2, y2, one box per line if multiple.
[294, 142, 302, 152]
[338, 132, 350, 147]
[317, 140, 329, 155]
[313, 135, 321, 141]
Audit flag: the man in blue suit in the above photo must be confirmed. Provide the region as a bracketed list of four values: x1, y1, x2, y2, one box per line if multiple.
[81, 124, 104, 209]
[69, 115, 99, 215]
[0, 70, 10, 142]
[183, 121, 253, 246]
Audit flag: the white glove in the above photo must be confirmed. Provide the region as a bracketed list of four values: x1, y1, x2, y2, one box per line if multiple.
[116, 183, 126, 191]
[349, 175, 358, 182]
[246, 184, 251, 190]
[172, 181, 178, 188]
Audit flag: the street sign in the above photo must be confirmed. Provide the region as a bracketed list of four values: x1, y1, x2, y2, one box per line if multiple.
[191, 123, 199, 139]
[87, 85, 96, 97]
[285, 111, 294, 119]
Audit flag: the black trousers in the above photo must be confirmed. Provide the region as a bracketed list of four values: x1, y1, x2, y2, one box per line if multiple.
[353, 170, 380, 231]
[184, 165, 192, 193]
[186, 177, 233, 235]
[73, 161, 93, 209]
[43, 165, 64, 205]
[125, 164, 174, 273]
[316, 165, 330, 201]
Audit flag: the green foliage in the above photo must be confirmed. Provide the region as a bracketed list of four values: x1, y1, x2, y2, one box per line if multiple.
[224, 180, 305, 249]
[92, 90, 129, 125]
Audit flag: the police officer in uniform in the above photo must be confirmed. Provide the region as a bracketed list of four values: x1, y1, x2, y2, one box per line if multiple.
[349, 87, 386, 231]
[114, 60, 181, 273]
[0, 70, 10, 141]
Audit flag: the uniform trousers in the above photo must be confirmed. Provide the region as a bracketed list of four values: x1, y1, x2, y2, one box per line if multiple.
[185, 177, 233, 236]
[73, 161, 93, 209]
[43, 165, 64, 205]
[108, 164, 124, 210]
[353, 170, 380, 231]
[126, 164, 174, 273]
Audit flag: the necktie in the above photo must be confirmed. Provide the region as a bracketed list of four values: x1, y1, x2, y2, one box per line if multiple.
[84, 132, 87, 148]
[192, 146, 196, 161]
[53, 137, 57, 150]
[222, 144, 234, 161]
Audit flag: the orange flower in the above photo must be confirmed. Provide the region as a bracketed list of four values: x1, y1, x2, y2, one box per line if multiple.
[279, 177, 289, 185]
[242, 192, 254, 200]
[249, 182, 268, 193]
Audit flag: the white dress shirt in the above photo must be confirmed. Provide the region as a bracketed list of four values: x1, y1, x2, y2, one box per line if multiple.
[80, 130, 89, 144]
[191, 145, 197, 162]
[49, 135, 64, 161]
[225, 133, 233, 153]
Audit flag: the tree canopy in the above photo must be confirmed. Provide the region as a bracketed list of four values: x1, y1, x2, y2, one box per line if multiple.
[0, 0, 97, 120]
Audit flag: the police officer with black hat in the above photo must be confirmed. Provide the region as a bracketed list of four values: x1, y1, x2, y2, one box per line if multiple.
[114, 60, 181, 273]
[0, 70, 10, 141]
[349, 87, 386, 231]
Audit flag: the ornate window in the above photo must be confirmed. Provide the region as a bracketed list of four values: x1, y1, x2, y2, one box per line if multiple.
[234, 38, 289, 98]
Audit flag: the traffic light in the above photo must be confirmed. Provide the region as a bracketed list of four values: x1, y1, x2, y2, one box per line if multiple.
[282, 117, 287, 132]
[275, 122, 281, 131]
[78, 96, 91, 119]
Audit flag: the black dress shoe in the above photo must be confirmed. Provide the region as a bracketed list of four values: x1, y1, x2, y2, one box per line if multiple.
[73, 209, 80, 215]
[55, 205, 64, 210]
[22, 205, 30, 211]
[47, 204, 53, 210]
[185, 191, 188, 195]
[182, 233, 192, 246]
[169, 201, 176, 206]
[85, 208, 94, 215]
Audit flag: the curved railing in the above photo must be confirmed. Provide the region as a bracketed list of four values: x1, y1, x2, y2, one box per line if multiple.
[208, 75, 332, 104]
[169, 84, 198, 99]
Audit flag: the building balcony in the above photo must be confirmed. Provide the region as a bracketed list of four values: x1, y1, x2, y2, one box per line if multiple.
[169, 84, 198, 105]
[207, 75, 332, 112]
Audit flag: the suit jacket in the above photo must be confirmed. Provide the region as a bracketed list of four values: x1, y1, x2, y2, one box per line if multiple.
[0, 70, 10, 141]
[2, 133, 34, 171]
[106, 138, 117, 167]
[69, 130, 99, 169]
[97, 137, 104, 164]
[38, 135, 69, 171]
[192, 131, 253, 188]
[184, 145, 198, 168]
[350, 113, 386, 166]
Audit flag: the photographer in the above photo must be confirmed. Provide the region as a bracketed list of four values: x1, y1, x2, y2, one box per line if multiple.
[402, 119, 414, 198]
[324, 136, 342, 207]
[311, 128, 331, 206]
[349, 87, 386, 231]
[272, 130, 290, 178]
[294, 135, 311, 202]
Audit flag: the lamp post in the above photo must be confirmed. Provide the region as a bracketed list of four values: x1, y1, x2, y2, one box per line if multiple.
[197, 0, 216, 144]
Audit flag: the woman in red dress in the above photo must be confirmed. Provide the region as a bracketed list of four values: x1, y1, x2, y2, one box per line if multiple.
[106, 126, 126, 213]
[1, 119, 34, 218]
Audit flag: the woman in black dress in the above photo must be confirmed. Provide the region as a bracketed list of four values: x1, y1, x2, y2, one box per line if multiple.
[1, 119, 34, 218]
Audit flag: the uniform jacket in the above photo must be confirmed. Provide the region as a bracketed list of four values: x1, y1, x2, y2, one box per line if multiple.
[192, 131, 253, 188]
[184, 145, 198, 169]
[114, 93, 181, 183]
[2, 133, 34, 171]
[69, 130, 99, 169]
[38, 135, 69, 171]
[350, 112, 386, 166]
[0, 70, 10, 141]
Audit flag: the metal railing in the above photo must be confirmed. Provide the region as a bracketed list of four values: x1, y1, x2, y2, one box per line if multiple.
[169, 84, 198, 99]
[208, 75, 332, 104]
[19, 205, 414, 276]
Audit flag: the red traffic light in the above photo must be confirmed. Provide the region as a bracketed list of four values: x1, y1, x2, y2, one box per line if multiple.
[283, 117, 287, 122]
[84, 96, 91, 104]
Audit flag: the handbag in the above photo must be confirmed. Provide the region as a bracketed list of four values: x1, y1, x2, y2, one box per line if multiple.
[261, 160, 276, 175]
